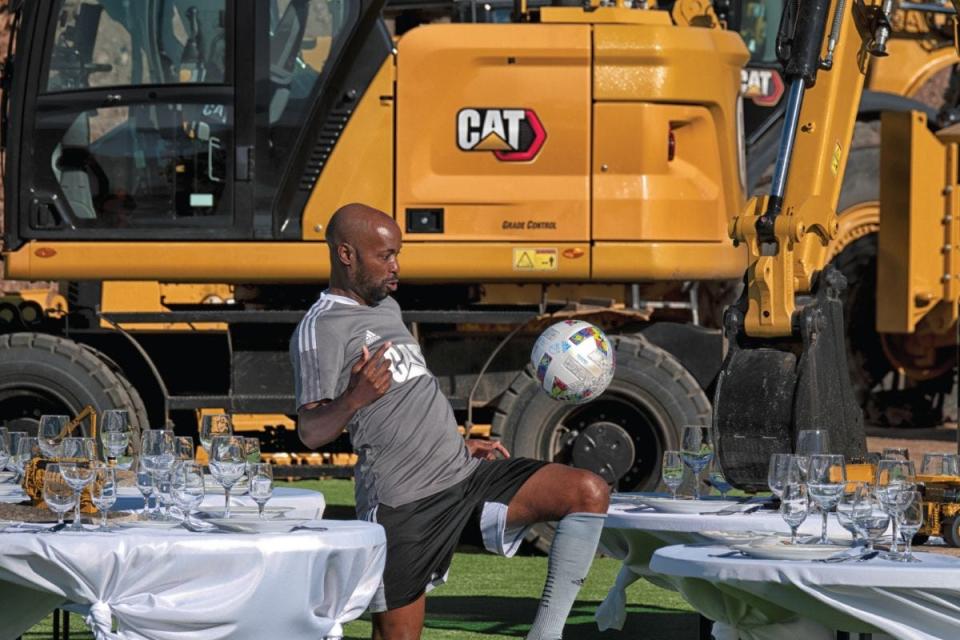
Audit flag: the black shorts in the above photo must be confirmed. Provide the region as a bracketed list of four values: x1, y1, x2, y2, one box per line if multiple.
[369, 457, 547, 612]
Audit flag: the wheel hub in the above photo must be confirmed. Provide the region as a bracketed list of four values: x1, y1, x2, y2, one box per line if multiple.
[571, 421, 636, 484]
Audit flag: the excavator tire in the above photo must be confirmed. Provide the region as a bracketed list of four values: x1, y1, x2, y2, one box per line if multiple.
[492, 333, 710, 552]
[0, 333, 148, 436]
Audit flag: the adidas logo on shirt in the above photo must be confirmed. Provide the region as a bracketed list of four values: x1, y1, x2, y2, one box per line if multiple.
[365, 330, 381, 346]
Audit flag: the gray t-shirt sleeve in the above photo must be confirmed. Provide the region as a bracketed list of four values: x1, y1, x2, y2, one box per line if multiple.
[291, 313, 346, 410]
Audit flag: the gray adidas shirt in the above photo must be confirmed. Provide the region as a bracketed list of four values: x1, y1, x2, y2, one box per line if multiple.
[291, 291, 479, 515]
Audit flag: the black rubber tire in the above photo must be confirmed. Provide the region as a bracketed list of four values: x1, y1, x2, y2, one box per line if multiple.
[492, 333, 711, 551]
[911, 533, 930, 547]
[0, 333, 149, 438]
[944, 517, 960, 548]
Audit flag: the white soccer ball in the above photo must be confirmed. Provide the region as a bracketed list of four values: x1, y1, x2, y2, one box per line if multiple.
[530, 320, 616, 404]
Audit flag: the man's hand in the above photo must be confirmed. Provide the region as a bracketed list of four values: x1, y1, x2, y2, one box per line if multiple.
[466, 439, 510, 461]
[345, 342, 393, 410]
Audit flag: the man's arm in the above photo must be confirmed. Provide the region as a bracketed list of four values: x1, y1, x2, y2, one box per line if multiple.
[298, 342, 393, 449]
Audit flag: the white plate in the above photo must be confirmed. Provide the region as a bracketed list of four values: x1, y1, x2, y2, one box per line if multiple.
[116, 519, 184, 530]
[639, 496, 744, 514]
[700, 530, 785, 544]
[205, 518, 308, 534]
[196, 506, 293, 519]
[610, 493, 664, 507]
[732, 540, 852, 561]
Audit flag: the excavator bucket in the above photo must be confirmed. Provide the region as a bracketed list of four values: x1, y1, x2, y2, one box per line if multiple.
[713, 265, 867, 490]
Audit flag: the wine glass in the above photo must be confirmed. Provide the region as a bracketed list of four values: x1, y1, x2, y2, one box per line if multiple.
[836, 483, 871, 543]
[661, 450, 684, 499]
[852, 486, 891, 553]
[176, 436, 195, 462]
[210, 435, 246, 518]
[38, 415, 69, 458]
[243, 436, 261, 468]
[200, 414, 232, 455]
[882, 447, 910, 461]
[91, 464, 117, 530]
[141, 431, 176, 519]
[780, 483, 808, 544]
[6, 431, 28, 481]
[100, 410, 130, 465]
[920, 453, 952, 476]
[767, 453, 802, 498]
[172, 461, 205, 521]
[13, 436, 40, 484]
[680, 426, 713, 499]
[42, 463, 76, 527]
[807, 454, 845, 544]
[0, 433, 9, 477]
[796, 430, 830, 475]
[706, 458, 732, 499]
[247, 463, 274, 519]
[896, 490, 924, 563]
[60, 437, 96, 530]
[875, 458, 915, 557]
[136, 458, 156, 519]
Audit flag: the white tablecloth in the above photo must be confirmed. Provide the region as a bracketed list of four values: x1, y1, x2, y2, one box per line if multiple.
[596, 501, 873, 635]
[651, 543, 960, 640]
[0, 520, 386, 640]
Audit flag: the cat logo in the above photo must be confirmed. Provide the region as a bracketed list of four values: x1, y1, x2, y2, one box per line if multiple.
[457, 108, 547, 161]
[741, 68, 784, 107]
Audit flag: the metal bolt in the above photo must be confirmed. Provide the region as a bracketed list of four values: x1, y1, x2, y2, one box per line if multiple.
[943, 274, 953, 282]
[945, 216, 954, 223]
[944, 245, 953, 253]
[314, 224, 323, 233]
[600, 164, 609, 172]
[945, 186, 955, 195]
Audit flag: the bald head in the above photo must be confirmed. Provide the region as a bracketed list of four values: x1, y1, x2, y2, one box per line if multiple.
[326, 203, 397, 249]
[325, 203, 402, 305]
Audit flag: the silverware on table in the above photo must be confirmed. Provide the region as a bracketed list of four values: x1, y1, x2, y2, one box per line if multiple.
[703, 504, 763, 516]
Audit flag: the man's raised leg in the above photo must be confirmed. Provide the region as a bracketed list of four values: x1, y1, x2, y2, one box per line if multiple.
[371, 594, 426, 640]
[506, 463, 610, 640]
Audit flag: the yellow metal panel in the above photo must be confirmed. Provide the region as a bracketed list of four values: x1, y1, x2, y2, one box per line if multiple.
[593, 102, 726, 242]
[592, 242, 746, 280]
[539, 6, 672, 24]
[878, 111, 956, 334]
[593, 25, 747, 226]
[395, 24, 591, 242]
[866, 39, 958, 98]
[303, 60, 394, 239]
[99, 282, 232, 331]
[399, 243, 590, 281]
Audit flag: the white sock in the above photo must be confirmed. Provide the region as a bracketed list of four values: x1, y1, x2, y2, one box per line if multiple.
[526, 512, 606, 640]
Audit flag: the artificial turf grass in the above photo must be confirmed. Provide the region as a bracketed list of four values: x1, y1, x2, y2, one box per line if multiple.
[25, 479, 696, 639]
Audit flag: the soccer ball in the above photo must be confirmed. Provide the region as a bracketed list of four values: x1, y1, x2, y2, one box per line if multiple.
[530, 320, 616, 404]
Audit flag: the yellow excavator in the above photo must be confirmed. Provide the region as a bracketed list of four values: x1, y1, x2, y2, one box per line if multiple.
[717, 0, 959, 487]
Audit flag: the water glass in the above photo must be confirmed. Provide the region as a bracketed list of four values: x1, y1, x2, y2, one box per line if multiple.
[200, 414, 232, 455]
[60, 438, 96, 531]
[836, 483, 871, 542]
[0, 433, 9, 474]
[38, 415, 69, 458]
[707, 458, 732, 499]
[6, 432, 28, 480]
[210, 435, 246, 517]
[921, 453, 957, 476]
[875, 458, 915, 555]
[172, 462, 205, 520]
[91, 464, 117, 530]
[852, 487, 890, 552]
[247, 463, 274, 519]
[796, 430, 830, 474]
[807, 454, 846, 544]
[14, 436, 40, 481]
[896, 490, 923, 563]
[243, 437, 262, 470]
[768, 453, 803, 497]
[680, 426, 713, 499]
[780, 483, 808, 544]
[882, 447, 910, 461]
[43, 463, 76, 526]
[136, 458, 156, 518]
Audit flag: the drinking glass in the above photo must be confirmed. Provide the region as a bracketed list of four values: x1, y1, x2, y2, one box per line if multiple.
[6, 431, 28, 481]
[141, 431, 176, 519]
[707, 458, 732, 499]
[60, 437, 96, 530]
[946, 454, 960, 476]
[200, 414, 232, 455]
[38, 415, 69, 458]
[42, 463, 76, 526]
[247, 463, 274, 519]
[896, 490, 923, 563]
[836, 483, 871, 542]
[13, 436, 40, 482]
[680, 426, 713, 499]
[768, 453, 803, 498]
[852, 486, 891, 552]
[882, 447, 910, 461]
[661, 450, 684, 499]
[172, 461, 205, 520]
[176, 436, 195, 462]
[113, 441, 136, 471]
[780, 483, 808, 544]
[136, 458, 156, 518]
[796, 430, 830, 476]
[921, 453, 953, 476]
[875, 458, 915, 556]
[210, 435, 246, 517]
[807, 454, 846, 544]
[91, 464, 117, 530]
[0, 433, 9, 475]
[243, 437, 261, 468]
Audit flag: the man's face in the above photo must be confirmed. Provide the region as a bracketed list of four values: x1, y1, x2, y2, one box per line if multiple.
[350, 222, 401, 304]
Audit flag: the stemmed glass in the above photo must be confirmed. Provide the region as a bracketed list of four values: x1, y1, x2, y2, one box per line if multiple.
[136, 458, 156, 519]
[768, 453, 803, 498]
[172, 461, 205, 522]
[200, 414, 232, 456]
[42, 463, 76, 527]
[921, 453, 955, 476]
[852, 486, 890, 553]
[661, 450, 684, 500]
[210, 435, 246, 518]
[896, 490, 924, 563]
[796, 430, 829, 477]
[60, 437, 97, 531]
[176, 436, 195, 462]
[141, 431, 176, 520]
[243, 437, 261, 469]
[836, 483, 871, 543]
[0, 434, 9, 477]
[6, 432, 27, 482]
[91, 464, 117, 530]
[247, 463, 274, 519]
[707, 458, 732, 499]
[875, 458, 915, 557]
[780, 483, 808, 544]
[100, 410, 130, 466]
[882, 447, 910, 461]
[13, 437, 40, 486]
[38, 415, 69, 458]
[807, 454, 846, 544]
[680, 426, 713, 500]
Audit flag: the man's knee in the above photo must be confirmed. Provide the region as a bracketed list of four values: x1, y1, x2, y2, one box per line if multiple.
[572, 469, 610, 514]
